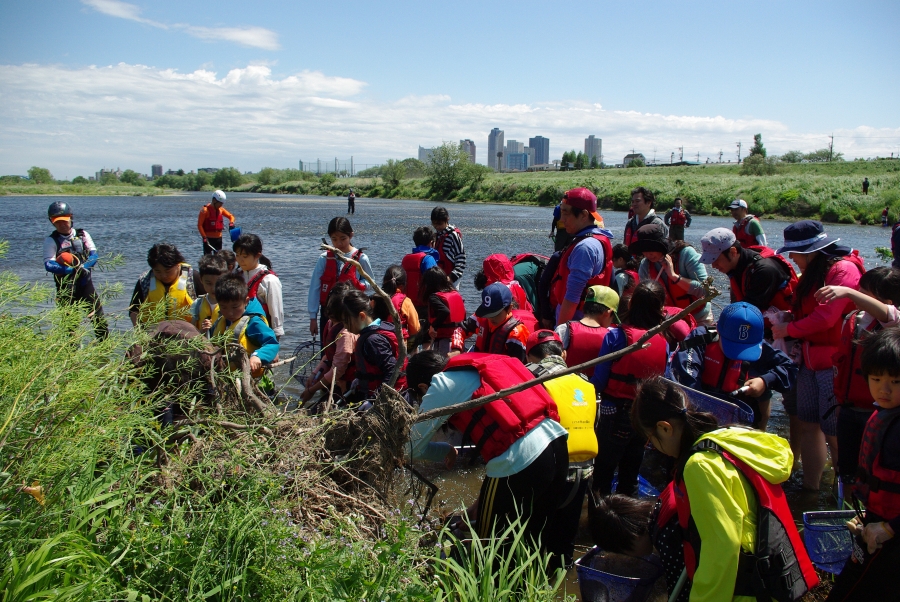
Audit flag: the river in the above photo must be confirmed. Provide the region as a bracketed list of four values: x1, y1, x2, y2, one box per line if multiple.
[2, 192, 893, 596]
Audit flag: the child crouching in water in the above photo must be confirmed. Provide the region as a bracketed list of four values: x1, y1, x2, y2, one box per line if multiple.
[211, 274, 280, 379]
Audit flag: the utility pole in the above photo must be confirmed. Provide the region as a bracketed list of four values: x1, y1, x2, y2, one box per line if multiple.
[718, 150, 723, 163]
[678, 147, 683, 162]
[350, 156, 354, 177]
[696, 151, 700, 163]
[670, 152, 674, 164]
[829, 135, 834, 162]
[736, 141, 742, 164]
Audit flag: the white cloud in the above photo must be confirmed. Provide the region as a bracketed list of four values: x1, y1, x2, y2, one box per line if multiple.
[81, 0, 280, 50]
[0, 62, 895, 177]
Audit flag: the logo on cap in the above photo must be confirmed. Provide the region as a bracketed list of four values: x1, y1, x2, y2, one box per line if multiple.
[739, 324, 750, 340]
[483, 295, 491, 308]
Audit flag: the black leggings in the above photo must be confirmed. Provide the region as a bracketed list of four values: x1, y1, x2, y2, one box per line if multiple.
[593, 398, 647, 496]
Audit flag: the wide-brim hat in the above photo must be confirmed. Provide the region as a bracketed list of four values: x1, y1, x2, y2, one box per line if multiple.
[776, 220, 843, 255]
[628, 223, 671, 256]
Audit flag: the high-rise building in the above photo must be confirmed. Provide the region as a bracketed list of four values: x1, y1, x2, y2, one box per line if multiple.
[418, 146, 435, 164]
[505, 140, 524, 169]
[525, 147, 535, 168]
[507, 153, 530, 172]
[529, 136, 550, 166]
[151, 164, 163, 178]
[460, 139, 476, 163]
[585, 135, 602, 166]
[488, 128, 504, 171]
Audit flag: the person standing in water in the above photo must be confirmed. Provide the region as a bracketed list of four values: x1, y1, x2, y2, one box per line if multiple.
[347, 189, 356, 215]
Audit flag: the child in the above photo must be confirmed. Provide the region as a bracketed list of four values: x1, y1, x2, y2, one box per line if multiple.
[307, 217, 373, 339]
[475, 254, 534, 313]
[210, 274, 280, 379]
[341, 289, 406, 397]
[420, 267, 467, 354]
[218, 249, 237, 273]
[816, 266, 900, 484]
[631, 377, 818, 602]
[233, 233, 284, 339]
[431, 207, 466, 289]
[610, 243, 639, 302]
[555, 285, 618, 379]
[302, 282, 358, 403]
[190, 253, 228, 336]
[669, 302, 797, 431]
[380, 265, 420, 346]
[129, 243, 195, 326]
[463, 283, 531, 362]
[401, 226, 439, 312]
[829, 328, 900, 599]
[590, 281, 669, 496]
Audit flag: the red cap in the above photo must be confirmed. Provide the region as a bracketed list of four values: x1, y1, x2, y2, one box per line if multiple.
[563, 187, 602, 223]
[525, 329, 563, 356]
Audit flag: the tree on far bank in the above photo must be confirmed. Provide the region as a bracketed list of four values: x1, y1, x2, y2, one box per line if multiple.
[425, 141, 474, 198]
[382, 159, 406, 189]
[627, 157, 645, 168]
[590, 155, 598, 169]
[780, 150, 803, 163]
[749, 133, 767, 158]
[213, 167, 243, 188]
[72, 176, 89, 184]
[120, 169, 144, 185]
[741, 154, 777, 175]
[574, 151, 585, 170]
[804, 148, 844, 162]
[99, 171, 118, 185]
[27, 166, 53, 184]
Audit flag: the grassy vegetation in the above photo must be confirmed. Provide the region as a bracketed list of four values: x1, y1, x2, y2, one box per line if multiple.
[241, 159, 900, 224]
[0, 182, 177, 196]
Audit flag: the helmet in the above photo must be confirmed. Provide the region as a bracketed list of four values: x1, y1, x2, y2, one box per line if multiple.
[212, 190, 226, 203]
[48, 201, 72, 222]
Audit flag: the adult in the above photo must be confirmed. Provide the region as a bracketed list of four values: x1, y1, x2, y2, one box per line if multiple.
[699, 227, 797, 314]
[406, 350, 568, 548]
[630, 223, 712, 326]
[729, 199, 766, 248]
[43, 201, 107, 339]
[882, 206, 889, 227]
[663, 197, 692, 242]
[623, 186, 667, 248]
[347, 188, 356, 215]
[546, 187, 614, 327]
[197, 190, 235, 256]
[550, 203, 573, 252]
[863, 177, 870, 195]
[770, 220, 865, 491]
[431, 206, 467, 290]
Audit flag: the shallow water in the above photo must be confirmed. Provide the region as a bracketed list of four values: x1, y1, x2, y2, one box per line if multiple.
[3, 192, 891, 596]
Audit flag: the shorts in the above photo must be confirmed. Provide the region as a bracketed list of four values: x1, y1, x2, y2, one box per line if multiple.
[796, 365, 838, 436]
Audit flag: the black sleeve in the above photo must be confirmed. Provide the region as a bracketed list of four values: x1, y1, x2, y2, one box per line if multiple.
[128, 279, 144, 314]
[428, 294, 451, 329]
[742, 261, 789, 312]
[505, 340, 526, 363]
[365, 334, 396, 383]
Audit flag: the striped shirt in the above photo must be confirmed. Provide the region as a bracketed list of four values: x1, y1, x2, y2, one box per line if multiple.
[437, 225, 466, 283]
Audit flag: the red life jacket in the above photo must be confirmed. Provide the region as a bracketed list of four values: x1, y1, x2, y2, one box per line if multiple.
[855, 407, 900, 520]
[435, 226, 461, 275]
[391, 292, 410, 339]
[475, 315, 522, 354]
[564, 321, 608, 378]
[550, 231, 613, 311]
[203, 203, 224, 233]
[401, 251, 427, 305]
[247, 268, 277, 322]
[732, 215, 761, 248]
[832, 310, 879, 410]
[647, 249, 705, 314]
[675, 438, 818, 600]
[512, 308, 538, 333]
[322, 320, 356, 385]
[669, 208, 687, 226]
[730, 246, 798, 312]
[699, 338, 747, 394]
[355, 322, 407, 393]
[604, 325, 668, 401]
[319, 249, 366, 306]
[623, 217, 639, 247]
[793, 252, 866, 348]
[445, 353, 559, 462]
[430, 290, 467, 338]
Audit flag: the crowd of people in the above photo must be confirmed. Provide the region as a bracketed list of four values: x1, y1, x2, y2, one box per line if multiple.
[43, 187, 900, 600]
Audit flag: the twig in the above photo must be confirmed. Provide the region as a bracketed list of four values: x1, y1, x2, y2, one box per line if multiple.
[238, 350, 274, 417]
[173, 418, 274, 437]
[320, 484, 388, 522]
[415, 279, 720, 423]
[320, 243, 407, 388]
[323, 364, 338, 415]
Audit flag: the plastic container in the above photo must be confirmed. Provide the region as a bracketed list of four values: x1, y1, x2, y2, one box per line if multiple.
[575, 547, 663, 602]
[665, 379, 755, 426]
[802, 510, 856, 574]
[610, 475, 660, 498]
[229, 225, 242, 242]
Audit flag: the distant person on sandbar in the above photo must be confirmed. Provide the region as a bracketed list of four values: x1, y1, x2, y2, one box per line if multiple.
[664, 197, 692, 242]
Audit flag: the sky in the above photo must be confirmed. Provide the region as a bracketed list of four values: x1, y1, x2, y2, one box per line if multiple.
[1, 0, 899, 178]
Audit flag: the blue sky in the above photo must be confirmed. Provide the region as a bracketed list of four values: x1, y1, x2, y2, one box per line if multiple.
[1, 0, 898, 178]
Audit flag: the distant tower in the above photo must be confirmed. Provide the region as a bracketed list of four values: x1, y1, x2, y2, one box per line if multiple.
[505, 140, 524, 169]
[151, 164, 163, 178]
[460, 139, 476, 163]
[528, 136, 550, 166]
[584, 136, 602, 165]
[488, 128, 504, 171]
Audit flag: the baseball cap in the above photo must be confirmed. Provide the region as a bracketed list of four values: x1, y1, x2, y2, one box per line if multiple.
[212, 190, 226, 203]
[475, 282, 512, 318]
[728, 199, 748, 210]
[562, 187, 602, 223]
[50, 215, 72, 224]
[525, 329, 562, 356]
[717, 302, 764, 361]
[585, 285, 620, 323]
[699, 228, 737, 263]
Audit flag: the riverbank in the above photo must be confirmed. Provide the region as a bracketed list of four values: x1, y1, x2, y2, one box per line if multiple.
[0, 182, 178, 196]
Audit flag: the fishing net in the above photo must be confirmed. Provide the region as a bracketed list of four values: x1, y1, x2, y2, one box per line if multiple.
[575, 547, 665, 602]
[802, 511, 856, 574]
[664, 379, 755, 426]
[288, 340, 320, 386]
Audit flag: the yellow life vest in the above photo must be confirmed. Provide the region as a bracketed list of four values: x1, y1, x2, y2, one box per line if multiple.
[212, 313, 269, 378]
[190, 294, 220, 331]
[542, 373, 598, 462]
[139, 263, 194, 323]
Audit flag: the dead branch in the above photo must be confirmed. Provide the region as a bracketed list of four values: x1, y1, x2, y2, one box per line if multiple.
[320, 484, 388, 522]
[320, 243, 407, 388]
[238, 351, 275, 417]
[415, 279, 720, 423]
[173, 418, 274, 437]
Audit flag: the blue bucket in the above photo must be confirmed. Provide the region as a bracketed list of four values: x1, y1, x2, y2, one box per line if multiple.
[610, 475, 660, 498]
[229, 226, 242, 242]
[665, 379, 755, 426]
[802, 510, 856, 574]
[575, 547, 663, 602]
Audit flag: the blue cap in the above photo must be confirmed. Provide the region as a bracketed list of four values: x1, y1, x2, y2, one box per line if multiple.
[717, 302, 764, 361]
[475, 283, 512, 318]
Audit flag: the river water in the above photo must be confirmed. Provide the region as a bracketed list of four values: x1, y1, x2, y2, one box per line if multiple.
[2, 192, 893, 595]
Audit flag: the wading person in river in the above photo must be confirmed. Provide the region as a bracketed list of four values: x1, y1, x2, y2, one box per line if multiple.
[43, 201, 108, 339]
[663, 197, 691, 242]
[729, 199, 767, 248]
[405, 350, 568, 549]
[197, 190, 235, 255]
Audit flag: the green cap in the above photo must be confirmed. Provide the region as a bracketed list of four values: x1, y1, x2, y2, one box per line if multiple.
[585, 285, 620, 323]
